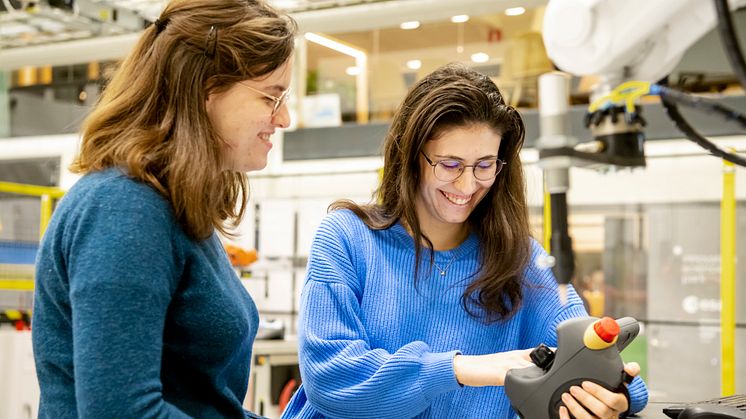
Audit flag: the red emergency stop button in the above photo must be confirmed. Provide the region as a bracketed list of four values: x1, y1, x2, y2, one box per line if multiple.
[594, 317, 620, 343]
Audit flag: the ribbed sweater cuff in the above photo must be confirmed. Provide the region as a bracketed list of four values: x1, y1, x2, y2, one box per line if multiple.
[418, 350, 463, 401]
[627, 377, 649, 414]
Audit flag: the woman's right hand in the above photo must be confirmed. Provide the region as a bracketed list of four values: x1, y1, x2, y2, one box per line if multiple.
[453, 349, 535, 386]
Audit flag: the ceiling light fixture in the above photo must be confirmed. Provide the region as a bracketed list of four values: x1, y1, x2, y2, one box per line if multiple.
[406, 59, 422, 70]
[400, 21, 420, 30]
[471, 52, 489, 63]
[505, 7, 526, 16]
[450, 15, 469, 23]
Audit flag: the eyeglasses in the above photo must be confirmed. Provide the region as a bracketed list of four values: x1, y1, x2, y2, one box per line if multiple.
[420, 151, 506, 182]
[237, 82, 291, 117]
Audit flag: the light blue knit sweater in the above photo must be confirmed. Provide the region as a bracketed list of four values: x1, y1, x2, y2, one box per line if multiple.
[282, 209, 648, 419]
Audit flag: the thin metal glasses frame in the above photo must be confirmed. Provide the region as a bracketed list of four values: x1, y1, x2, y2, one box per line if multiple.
[420, 151, 506, 182]
[237, 82, 291, 117]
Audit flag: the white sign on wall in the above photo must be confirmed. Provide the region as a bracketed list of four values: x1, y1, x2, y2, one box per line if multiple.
[301, 93, 342, 128]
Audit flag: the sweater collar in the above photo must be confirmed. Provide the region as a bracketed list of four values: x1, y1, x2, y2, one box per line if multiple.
[390, 219, 480, 262]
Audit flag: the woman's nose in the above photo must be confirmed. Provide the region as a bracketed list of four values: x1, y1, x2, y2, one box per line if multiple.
[272, 102, 291, 128]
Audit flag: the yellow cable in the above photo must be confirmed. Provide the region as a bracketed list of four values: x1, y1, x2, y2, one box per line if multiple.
[589, 90, 616, 112]
[587, 81, 652, 114]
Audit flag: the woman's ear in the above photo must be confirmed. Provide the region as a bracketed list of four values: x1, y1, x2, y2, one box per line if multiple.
[205, 91, 218, 114]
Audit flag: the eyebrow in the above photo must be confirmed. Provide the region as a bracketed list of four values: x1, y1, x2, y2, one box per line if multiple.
[264, 84, 288, 94]
[433, 154, 499, 160]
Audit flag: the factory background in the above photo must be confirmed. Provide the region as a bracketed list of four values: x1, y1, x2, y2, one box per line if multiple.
[0, 1, 745, 418]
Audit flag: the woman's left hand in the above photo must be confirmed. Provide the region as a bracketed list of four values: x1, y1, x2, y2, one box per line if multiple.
[558, 362, 640, 419]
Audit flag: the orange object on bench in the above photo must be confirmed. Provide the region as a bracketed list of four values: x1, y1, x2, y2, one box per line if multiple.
[223, 244, 258, 267]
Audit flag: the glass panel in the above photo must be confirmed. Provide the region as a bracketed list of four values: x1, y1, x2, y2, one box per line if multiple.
[305, 6, 553, 124]
[529, 200, 746, 398]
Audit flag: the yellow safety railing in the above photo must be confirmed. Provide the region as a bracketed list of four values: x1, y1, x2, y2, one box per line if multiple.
[0, 181, 65, 291]
[0, 181, 65, 240]
[543, 177, 552, 253]
[0, 281, 35, 291]
[720, 154, 737, 396]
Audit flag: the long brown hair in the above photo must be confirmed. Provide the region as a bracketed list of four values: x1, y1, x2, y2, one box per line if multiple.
[333, 63, 530, 321]
[72, 0, 297, 240]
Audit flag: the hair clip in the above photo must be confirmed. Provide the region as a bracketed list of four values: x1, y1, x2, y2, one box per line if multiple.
[154, 17, 168, 34]
[204, 25, 218, 58]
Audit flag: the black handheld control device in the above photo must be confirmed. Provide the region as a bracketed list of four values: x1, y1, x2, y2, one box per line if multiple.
[505, 316, 639, 419]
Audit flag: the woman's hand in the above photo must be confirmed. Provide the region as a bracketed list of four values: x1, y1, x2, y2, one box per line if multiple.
[452, 349, 535, 386]
[558, 362, 641, 419]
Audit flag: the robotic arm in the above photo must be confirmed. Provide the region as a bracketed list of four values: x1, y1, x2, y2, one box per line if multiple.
[538, 0, 746, 291]
[543, 0, 746, 95]
[507, 5, 746, 411]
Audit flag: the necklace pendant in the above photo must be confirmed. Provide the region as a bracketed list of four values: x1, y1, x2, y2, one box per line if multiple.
[440, 271, 446, 276]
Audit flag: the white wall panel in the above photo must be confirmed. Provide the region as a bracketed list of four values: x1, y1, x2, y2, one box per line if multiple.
[0, 330, 38, 419]
[296, 199, 333, 258]
[257, 200, 296, 258]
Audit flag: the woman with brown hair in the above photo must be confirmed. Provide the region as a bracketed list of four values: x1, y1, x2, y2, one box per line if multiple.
[31, 0, 296, 417]
[283, 63, 648, 418]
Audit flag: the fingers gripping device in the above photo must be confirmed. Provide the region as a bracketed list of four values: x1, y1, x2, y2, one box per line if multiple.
[505, 316, 639, 419]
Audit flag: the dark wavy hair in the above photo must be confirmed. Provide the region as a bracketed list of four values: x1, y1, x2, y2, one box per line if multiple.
[333, 63, 530, 321]
[72, 0, 297, 240]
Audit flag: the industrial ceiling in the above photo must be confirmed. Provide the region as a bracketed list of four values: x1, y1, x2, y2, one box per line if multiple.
[0, 0, 384, 49]
[0, 0, 546, 69]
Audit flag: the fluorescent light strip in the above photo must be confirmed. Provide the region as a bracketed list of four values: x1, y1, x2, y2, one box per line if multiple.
[304, 32, 366, 60]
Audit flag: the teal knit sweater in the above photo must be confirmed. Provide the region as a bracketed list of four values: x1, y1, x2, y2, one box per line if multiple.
[32, 168, 261, 419]
[282, 209, 648, 418]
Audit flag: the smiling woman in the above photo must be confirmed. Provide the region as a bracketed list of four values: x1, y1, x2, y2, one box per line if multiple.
[30, 1, 297, 419]
[282, 63, 649, 419]
[416, 124, 502, 250]
[207, 57, 294, 172]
